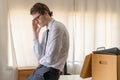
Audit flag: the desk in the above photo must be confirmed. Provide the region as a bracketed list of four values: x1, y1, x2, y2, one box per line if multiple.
[17, 67, 92, 80]
[59, 75, 92, 80]
[17, 67, 36, 80]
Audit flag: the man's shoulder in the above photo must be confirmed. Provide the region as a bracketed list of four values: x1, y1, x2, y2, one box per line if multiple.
[53, 20, 66, 30]
[54, 20, 65, 26]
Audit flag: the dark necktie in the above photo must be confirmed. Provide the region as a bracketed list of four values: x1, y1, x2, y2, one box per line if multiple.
[44, 29, 49, 55]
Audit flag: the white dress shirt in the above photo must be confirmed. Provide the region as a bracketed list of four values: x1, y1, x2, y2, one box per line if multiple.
[33, 19, 69, 71]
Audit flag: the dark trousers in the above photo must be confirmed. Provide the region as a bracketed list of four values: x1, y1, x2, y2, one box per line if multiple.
[28, 65, 61, 80]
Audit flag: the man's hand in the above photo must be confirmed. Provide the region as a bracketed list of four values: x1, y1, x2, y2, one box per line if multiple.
[32, 20, 41, 40]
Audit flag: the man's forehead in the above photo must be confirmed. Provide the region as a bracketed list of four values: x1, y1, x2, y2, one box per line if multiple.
[32, 12, 40, 18]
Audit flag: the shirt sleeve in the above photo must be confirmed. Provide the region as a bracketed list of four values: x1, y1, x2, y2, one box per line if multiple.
[33, 32, 45, 60]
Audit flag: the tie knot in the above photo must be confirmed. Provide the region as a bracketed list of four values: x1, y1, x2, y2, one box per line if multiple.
[47, 29, 49, 33]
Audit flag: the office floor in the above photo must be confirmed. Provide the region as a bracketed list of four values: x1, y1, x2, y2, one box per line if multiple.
[59, 75, 92, 80]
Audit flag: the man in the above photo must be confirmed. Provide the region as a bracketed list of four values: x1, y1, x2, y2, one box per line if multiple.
[28, 2, 69, 80]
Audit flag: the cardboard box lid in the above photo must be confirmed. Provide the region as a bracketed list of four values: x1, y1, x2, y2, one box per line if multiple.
[80, 54, 92, 78]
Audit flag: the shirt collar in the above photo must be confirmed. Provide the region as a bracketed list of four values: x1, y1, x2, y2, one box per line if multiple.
[47, 18, 55, 30]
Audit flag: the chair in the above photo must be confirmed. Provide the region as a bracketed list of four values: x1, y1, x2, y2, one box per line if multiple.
[63, 62, 71, 75]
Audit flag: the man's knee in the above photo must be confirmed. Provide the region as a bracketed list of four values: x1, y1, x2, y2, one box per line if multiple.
[28, 74, 44, 80]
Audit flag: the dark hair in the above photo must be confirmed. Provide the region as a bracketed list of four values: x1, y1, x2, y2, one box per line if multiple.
[30, 3, 53, 17]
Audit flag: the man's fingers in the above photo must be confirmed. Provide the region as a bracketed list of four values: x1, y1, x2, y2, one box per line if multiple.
[32, 21, 38, 31]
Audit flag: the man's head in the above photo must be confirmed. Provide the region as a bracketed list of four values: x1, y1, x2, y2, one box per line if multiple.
[30, 3, 52, 16]
[30, 3, 53, 27]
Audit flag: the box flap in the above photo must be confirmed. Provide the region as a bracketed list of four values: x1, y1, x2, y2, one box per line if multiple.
[80, 54, 92, 78]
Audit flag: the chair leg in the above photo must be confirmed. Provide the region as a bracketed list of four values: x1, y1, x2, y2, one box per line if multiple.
[63, 62, 71, 75]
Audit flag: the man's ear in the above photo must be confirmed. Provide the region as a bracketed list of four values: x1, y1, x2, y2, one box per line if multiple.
[44, 11, 48, 15]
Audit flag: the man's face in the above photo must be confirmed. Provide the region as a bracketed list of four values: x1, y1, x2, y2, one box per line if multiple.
[32, 12, 46, 27]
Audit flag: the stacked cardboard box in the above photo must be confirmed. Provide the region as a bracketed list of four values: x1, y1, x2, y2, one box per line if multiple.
[80, 53, 120, 80]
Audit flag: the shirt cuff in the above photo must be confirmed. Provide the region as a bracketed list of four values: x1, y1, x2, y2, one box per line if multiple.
[33, 39, 39, 44]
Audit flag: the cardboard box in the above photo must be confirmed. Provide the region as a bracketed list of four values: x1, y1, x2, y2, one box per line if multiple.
[80, 54, 92, 78]
[80, 53, 120, 80]
[92, 54, 120, 80]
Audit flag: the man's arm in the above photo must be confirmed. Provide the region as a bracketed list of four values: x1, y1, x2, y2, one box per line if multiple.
[33, 39, 43, 60]
[32, 20, 43, 60]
